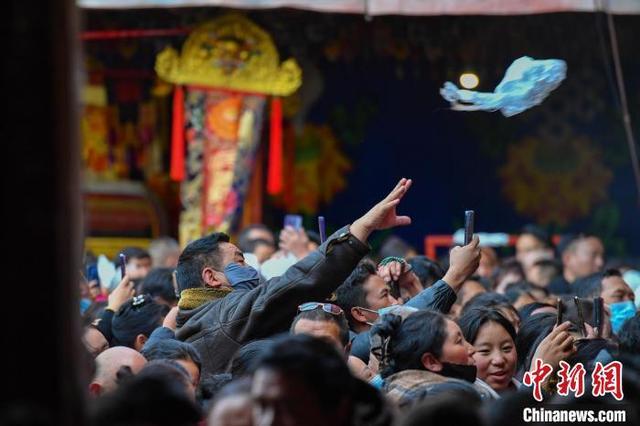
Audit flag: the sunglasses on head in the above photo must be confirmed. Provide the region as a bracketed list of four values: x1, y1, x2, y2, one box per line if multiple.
[298, 302, 344, 316]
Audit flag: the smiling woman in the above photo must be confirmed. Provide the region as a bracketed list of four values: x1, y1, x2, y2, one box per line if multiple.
[458, 307, 519, 393]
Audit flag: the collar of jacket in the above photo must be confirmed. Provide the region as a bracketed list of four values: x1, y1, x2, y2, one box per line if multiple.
[386, 369, 449, 390]
[178, 287, 233, 310]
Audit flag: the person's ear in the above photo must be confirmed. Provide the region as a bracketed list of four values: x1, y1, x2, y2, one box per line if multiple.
[421, 352, 443, 372]
[351, 307, 368, 324]
[88, 382, 102, 397]
[202, 267, 223, 288]
[134, 334, 148, 352]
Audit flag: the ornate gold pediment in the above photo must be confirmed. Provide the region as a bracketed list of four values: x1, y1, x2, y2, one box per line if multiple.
[155, 14, 301, 96]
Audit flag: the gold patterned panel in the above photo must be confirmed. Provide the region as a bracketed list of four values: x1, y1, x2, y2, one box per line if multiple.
[155, 14, 301, 96]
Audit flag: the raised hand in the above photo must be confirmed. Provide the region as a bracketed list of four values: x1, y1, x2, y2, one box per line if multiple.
[443, 235, 481, 290]
[351, 178, 413, 243]
[107, 274, 135, 312]
[530, 321, 576, 370]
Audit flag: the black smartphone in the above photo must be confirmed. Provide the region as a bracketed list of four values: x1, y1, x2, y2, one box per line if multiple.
[464, 210, 475, 245]
[573, 296, 587, 337]
[119, 253, 127, 279]
[555, 297, 563, 326]
[593, 296, 603, 337]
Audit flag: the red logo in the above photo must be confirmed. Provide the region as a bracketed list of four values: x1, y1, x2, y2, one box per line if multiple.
[592, 361, 624, 401]
[556, 360, 586, 397]
[523, 359, 553, 402]
[523, 359, 624, 401]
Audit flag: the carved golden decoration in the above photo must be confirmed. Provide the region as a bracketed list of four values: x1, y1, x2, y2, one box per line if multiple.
[155, 14, 301, 96]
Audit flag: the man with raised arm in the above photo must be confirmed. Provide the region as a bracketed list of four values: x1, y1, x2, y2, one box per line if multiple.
[174, 178, 413, 375]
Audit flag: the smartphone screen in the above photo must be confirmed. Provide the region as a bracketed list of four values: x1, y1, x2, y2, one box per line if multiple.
[284, 214, 303, 230]
[119, 253, 127, 279]
[464, 210, 475, 245]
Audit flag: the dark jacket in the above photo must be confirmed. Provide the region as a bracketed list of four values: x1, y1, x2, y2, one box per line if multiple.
[175, 226, 369, 375]
[548, 275, 572, 295]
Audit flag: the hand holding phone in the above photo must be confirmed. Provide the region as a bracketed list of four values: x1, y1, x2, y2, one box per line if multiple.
[464, 210, 475, 245]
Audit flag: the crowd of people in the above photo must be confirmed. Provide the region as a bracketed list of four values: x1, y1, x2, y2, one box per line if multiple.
[78, 178, 640, 425]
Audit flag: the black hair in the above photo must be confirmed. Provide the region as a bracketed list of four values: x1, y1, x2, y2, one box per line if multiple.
[407, 256, 445, 288]
[618, 312, 640, 355]
[136, 359, 193, 392]
[518, 302, 555, 320]
[503, 281, 536, 305]
[572, 269, 622, 299]
[458, 307, 517, 346]
[335, 262, 377, 329]
[491, 258, 525, 288]
[484, 389, 537, 426]
[111, 295, 169, 348]
[141, 267, 178, 305]
[306, 230, 322, 246]
[175, 232, 230, 292]
[82, 300, 108, 327]
[237, 224, 274, 253]
[370, 310, 448, 378]
[461, 292, 520, 321]
[229, 338, 274, 378]
[90, 367, 201, 426]
[378, 235, 415, 259]
[520, 224, 552, 248]
[290, 307, 350, 347]
[399, 391, 483, 426]
[515, 312, 556, 374]
[117, 246, 151, 262]
[252, 334, 355, 412]
[141, 339, 202, 373]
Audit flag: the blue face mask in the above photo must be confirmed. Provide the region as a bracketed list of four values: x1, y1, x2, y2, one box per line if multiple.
[609, 300, 636, 333]
[369, 374, 384, 390]
[224, 263, 260, 291]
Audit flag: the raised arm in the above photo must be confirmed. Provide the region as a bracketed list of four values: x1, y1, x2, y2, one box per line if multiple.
[240, 178, 413, 334]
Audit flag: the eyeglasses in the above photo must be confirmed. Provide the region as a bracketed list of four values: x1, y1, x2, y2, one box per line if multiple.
[298, 302, 344, 316]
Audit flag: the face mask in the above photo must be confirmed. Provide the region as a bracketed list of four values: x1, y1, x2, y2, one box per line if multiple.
[438, 363, 478, 383]
[609, 300, 636, 333]
[361, 305, 418, 326]
[224, 263, 260, 291]
[369, 374, 384, 390]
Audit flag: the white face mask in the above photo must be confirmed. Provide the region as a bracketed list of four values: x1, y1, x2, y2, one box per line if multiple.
[360, 305, 418, 326]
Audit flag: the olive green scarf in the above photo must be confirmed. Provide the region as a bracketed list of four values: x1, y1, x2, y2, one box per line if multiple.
[178, 287, 232, 310]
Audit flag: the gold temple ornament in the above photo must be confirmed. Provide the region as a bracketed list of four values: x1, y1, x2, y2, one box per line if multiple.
[155, 14, 302, 96]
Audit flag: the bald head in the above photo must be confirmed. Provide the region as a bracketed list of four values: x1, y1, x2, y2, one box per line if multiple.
[90, 346, 147, 396]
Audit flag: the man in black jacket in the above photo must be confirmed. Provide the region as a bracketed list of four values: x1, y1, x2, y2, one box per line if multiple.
[174, 178, 413, 375]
